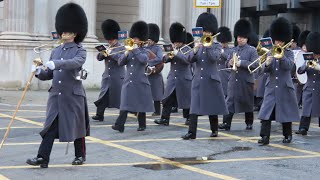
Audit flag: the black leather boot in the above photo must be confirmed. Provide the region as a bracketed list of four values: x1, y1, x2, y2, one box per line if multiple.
[218, 123, 230, 131]
[26, 157, 49, 168]
[181, 132, 196, 140]
[92, 115, 104, 122]
[295, 128, 307, 135]
[154, 118, 169, 126]
[282, 135, 292, 143]
[72, 156, 85, 165]
[258, 136, 270, 145]
[111, 124, 124, 133]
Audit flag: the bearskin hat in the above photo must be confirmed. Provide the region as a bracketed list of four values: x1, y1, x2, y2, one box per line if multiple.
[306, 32, 320, 54]
[298, 30, 310, 48]
[292, 24, 301, 43]
[248, 32, 259, 47]
[263, 29, 270, 38]
[148, 23, 160, 43]
[269, 17, 292, 43]
[55, 3, 88, 44]
[186, 32, 194, 48]
[101, 19, 120, 40]
[196, 12, 218, 34]
[169, 22, 186, 43]
[217, 26, 232, 43]
[129, 21, 148, 41]
[234, 19, 252, 39]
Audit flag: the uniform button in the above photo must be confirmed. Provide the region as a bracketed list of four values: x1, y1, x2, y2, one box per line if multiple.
[201, 68, 203, 70]
[61, 58, 63, 60]
[203, 52, 205, 54]
[313, 81, 315, 83]
[174, 77, 176, 79]
[132, 57, 134, 60]
[130, 80, 132, 82]
[174, 62, 177, 64]
[109, 75, 111, 77]
[108, 68, 110, 70]
[276, 68, 278, 71]
[58, 81, 61, 84]
[201, 77, 203, 79]
[108, 60, 110, 63]
[276, 60, 278, 62]
[236, 71, 238, 73]
[236, 79, 238, 81]
[131, 65, 133, 67]
[313, 88, 315, 91]
[59, 69, 62, 72]
[202, 60, 204, 62]
[314, 74, 316, 76]
[276, 86, 278, 88]
[130, 73, 132, 75]
[58, 92, 61, 95]
[264, 73, 266, 75]
[174, 70, 177, 72]
[276, 77, 278, 79]
[63, 48, 66, 51]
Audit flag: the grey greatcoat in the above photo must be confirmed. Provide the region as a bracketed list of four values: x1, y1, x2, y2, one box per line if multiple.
[226, 44, 259, 113]
[94, 42, 125, 108]
[36, 42, 90, 142]
[190, 43, 229, 115]
[258, 49, 300, 122]
[146, 45, 164, 101]
[218, 47, 232, 96]
[163, 48, 192, 109]
[118, 47, 155, 112]
[298, 63, 320, 117]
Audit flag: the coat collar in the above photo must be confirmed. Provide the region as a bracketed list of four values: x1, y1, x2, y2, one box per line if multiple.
[62, 42, 78, 49]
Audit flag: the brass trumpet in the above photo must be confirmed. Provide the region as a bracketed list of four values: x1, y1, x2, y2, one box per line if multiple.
[248, 39, 294, 73]
[180, 32, 221, 55]
[231, 52, 239, 71]
[306, 59, 319, 68]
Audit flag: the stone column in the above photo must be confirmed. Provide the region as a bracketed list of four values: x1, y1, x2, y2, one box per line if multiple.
[139, 0, 163, 37]
[32, 0, 51, 41]
[73, 0, 98, 42]
[210, 8, 222, 27]
[221, 0, 241, 32]
[0, 0, 32, 40]
[186, 2, 207, 33]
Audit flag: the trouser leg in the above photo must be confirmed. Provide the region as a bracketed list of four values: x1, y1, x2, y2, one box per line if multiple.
[137, 112, 146, 128]
[38, 119, 59, 162]
[188, 114, 198, 134]
[260, 120, 271, 137]
[245, 112, 254, 125]
[74, 137, 86, 158]
[154, 101, 161, 114]
[299, 116, 311, 131]
[115, 110, 128, 126]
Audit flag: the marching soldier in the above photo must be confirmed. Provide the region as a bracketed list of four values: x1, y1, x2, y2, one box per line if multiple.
[27, 3, 89, 167]
[219, 19, 259, 131]
[297, 30, 310, 52]
[146, 23, 164, 116]
[154, 22, 192, 126]
[182, 12, 228, 140]
[112, 21, 154, 132]
[258, 17, 300, 145]
[217, 26, 233, 97]
[296, 32, 320, 135]
[92, 19, 125, 121]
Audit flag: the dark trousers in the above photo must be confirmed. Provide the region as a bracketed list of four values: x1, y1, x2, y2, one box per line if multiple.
[188, 114, 218, 135]
[115, 110, 146, 128]
[37, 119, 86, 162]
[223, 112, 254, 127]
[299, 116, 312, 131]
[154, 101, 161, 114]
[95, 91, 109, 116]
[161, 90, 189, 121]
[260, 121, 292, 137]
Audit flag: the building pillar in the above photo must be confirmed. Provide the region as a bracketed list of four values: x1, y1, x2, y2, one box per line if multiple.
[221, 0, 241, 33]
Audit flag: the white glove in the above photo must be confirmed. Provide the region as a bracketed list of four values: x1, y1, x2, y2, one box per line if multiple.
[265, 56, 273, 66]
[236, 60, 241, 67]
[46, 61, 55, 70]
[193, 45, 200, 54]
[173, 49, 179, 56]
[314, 63, 320, 71]
[31, 65, 41, 75]
[124, 50, 130, 57]
[133, 44, 139, 49]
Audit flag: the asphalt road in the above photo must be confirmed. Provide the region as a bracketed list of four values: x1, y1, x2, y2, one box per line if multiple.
[0, 90, 319, 180]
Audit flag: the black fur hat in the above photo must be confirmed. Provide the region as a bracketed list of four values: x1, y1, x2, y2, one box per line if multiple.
[298, 30, 310, 47]
[101, 19, 120, 40]
[169, 22, 186, 43]
[186, 32, 194, 48]
[306, 32, 320, 54]
[217, 26, 232, 43]
[269, 17, 292, 43]
[263, 29, 270, 38]
[234, 19, 252, 39]
[55, 2, 88, 44]
[196, 12, 218, 34]
[248, 32, 259, 47]
[129, 21, 148, 41]
[148, 23, 160, 43]
[292, 24, 301, 43]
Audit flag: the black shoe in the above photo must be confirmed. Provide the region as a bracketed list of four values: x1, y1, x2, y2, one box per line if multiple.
[210, 131, 218, 137]
[295, 129, 307, 135]
[154, 118, 169, 126]
[218, 123, 230, 131]
[26, 157, 48, 168]
[181, 132, 196, 140]
[185, 119, 190, 125]
[137, 127, 146, 131]
[72, 157, 85, 165]
[258, 136, 269, 145]
[246, 124, 253, 130]
[282, 135, 292, 143]
[171, 107, 178, 113]
[151, 113, 160, 116]
[112, 124, 124, 132]
[92, 115, 104, 122]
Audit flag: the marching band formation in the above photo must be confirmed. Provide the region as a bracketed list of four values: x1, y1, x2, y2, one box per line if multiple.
[22, 2, 320, 168]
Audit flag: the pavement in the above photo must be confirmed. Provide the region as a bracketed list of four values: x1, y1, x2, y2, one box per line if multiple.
[0, 90, 320, 180]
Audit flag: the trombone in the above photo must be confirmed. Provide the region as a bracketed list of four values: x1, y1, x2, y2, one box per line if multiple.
[180, 32, 221, 55]
[102, 38, 146, 56]
[248, 39, 294, 74]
